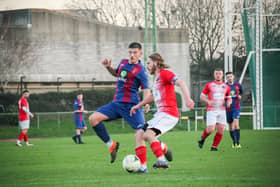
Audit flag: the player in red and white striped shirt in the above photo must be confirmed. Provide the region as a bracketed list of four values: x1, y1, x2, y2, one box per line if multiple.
[16, 90, 34, 147]
[130, 53, 194, 172]
[198, 69, 232, 151]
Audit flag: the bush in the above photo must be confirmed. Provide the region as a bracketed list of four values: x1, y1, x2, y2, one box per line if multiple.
[0, 88, 183, 126]
[0, 89, 116, 113]
[0, 105, 18, 126]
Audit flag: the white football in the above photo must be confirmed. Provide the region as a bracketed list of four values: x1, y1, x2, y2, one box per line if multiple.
[122, 154, 141, 173]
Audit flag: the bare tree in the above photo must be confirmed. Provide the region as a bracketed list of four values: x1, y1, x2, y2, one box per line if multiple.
[156, 0, 225, 65]
[157, 0, 177, 28]
[66, 0, 236, 67]
[175, 0, 224, 65]
[0, 39, 37, 92]
[65, 0, 145, 27]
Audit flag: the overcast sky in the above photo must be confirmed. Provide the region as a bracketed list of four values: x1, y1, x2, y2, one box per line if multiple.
[0, 0, 71, 10]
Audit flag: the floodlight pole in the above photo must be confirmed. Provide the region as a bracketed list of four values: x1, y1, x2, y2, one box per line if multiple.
[255, 0, 263, 130]
[144, 0, 148, 64]
[224, 0, 233, 77]
[259, 0, 263, 130]
[144, 0, 157, 65]
[152, 0, 157, 52]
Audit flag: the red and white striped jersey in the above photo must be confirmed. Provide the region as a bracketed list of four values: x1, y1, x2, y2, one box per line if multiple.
[18, 97, 29, 121]
[202, 81, 231, 112]
[153, 69, 179, 118]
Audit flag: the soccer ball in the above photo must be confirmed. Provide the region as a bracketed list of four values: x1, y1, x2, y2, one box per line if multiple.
[122, 154, 141, 173]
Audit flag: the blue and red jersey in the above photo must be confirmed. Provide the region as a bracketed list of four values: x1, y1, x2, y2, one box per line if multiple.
[74, 99, 84, 121]
[113, 59, 149, 104]
[226, 82, 243, 111]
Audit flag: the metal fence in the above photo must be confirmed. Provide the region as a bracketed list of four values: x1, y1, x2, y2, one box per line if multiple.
[0, 106, 254, 131]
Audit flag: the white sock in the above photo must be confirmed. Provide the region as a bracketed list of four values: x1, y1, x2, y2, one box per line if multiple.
[140, 164, 147, 170]
[160, 142, 167, 150]
[106, 139, 113, 148]
[16, 140, 21, 144]
[158, 156, 166, 161]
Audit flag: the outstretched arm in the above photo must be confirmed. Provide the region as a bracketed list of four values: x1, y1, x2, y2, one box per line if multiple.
[74, 109, 88, 114]
[130, 92, 154, 116]
[175, 79, 194, 109]
[102, 58, 118, 77]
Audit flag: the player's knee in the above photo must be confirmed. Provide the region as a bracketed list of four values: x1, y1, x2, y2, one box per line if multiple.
[235, 124, 240, 129]
[88, 115, 94, 124]
[216, 125, 225, 133]
[23, 129, 28, 133]
[142, 130, 155, 143]
[209, 129, 215, 134]
[207, 127, 215, 134]
[134, 130, 144, 141]
[88, 114, 99, 126]
[142, 133, 149, 141]
[134, 130, 142, 138]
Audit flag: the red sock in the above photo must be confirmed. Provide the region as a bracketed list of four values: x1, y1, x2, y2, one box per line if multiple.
[212, 132, 223, 148]
[201, 128, 210, 139]
[135, 146, 147, 165]
[18, 132, 24, 141]
[23, 133, 28, 142]
[150, 141, 164, 158]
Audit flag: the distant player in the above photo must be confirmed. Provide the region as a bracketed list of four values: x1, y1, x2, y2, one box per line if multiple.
[72, 93, 88, 144]
[225, 72, 243, 148]
[88, 42, 151, 164]
[16, 90, 34, 147]
[198, 68, 232, 151]
[130, 53, 195, 172]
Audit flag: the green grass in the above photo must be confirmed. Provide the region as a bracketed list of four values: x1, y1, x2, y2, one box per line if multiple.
[0, 130, 280, 186]
[0, 119, 136, 139]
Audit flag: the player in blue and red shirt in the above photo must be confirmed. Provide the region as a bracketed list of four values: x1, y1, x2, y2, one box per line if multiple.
[72, 93, 88, 144]
[225, 72, 243, 148]
[89, 42, 151, 164]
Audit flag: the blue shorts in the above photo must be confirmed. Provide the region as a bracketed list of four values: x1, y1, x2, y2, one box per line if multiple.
[75, 120, 87, 129]
[96, 102, 145, 130]
[226, 109, 241, 124]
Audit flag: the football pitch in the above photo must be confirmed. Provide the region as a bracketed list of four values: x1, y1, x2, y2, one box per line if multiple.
[0, 130, 279, 187]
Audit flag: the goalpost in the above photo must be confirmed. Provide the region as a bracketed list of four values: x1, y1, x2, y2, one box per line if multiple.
[240, 0, 280, 129]
[239, 49, 280, 130]
[225, 0, 280, 130]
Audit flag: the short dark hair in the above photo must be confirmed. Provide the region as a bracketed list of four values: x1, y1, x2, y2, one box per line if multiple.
[22, 90, 29, 94]
[77, 92, 83, 95]
[214, 68, 223, 72]
[128, 42, 142, 50]
[225, 72, 233, 75]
